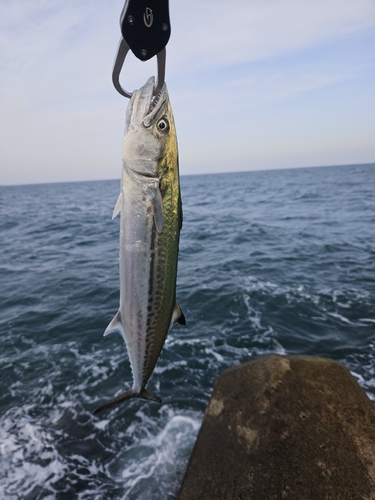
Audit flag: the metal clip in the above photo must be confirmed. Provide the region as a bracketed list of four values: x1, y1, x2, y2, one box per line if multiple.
[112, 38, 166, 99]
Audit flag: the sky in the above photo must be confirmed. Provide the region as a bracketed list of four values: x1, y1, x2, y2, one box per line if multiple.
[1, 0, 375, 185]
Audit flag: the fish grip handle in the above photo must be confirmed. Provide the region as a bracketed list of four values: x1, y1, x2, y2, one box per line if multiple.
[120, 0, 171, 61]
[113, 0, 170, 97]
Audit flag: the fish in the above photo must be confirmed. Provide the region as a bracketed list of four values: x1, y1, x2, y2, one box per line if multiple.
[93, 76, 185, 415]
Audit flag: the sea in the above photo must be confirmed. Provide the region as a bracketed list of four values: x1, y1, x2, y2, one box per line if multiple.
[0, 163, 374, 499]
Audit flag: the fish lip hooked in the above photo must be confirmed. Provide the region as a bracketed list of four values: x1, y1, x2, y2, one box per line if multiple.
[143, 89, 166, 127]
[126, 77, 167, 132]
[140, 76, 167, 125]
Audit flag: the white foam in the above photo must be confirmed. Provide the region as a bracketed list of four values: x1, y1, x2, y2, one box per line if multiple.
[107, 407, 201, 500]
[154, 359, 188, 375]
[0, 408, 67, 498]
[350, 371, 365, 383]
[328, 312, 353, 324]
[94, 418, 110, 430]
[205, 348, 225, 362]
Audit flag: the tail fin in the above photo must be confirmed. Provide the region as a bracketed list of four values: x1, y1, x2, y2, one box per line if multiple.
[93, 388, 161, 415]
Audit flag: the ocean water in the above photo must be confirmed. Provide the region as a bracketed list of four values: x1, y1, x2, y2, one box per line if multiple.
[0, 163, 374, 499]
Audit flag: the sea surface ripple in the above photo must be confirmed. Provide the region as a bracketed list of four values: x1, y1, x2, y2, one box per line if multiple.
[0, 163, 374, 499]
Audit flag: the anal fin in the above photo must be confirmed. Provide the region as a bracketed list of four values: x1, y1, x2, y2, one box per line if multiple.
[104, 310, 123, 337]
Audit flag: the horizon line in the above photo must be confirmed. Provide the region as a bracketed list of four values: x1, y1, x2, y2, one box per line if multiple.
[1, 162, 374, 188]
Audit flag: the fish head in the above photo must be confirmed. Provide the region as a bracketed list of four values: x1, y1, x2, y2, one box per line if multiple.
[122, 76, 176, 179]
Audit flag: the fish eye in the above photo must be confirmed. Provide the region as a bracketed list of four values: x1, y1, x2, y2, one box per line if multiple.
[157, 118, 169, 134]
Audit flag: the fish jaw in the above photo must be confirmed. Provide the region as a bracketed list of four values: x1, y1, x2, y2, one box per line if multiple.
[125, 76, 155, 131]
[122, 77, 170, 179]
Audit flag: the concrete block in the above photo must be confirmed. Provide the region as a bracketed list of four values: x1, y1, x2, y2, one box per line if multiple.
[178, 355, 375, 500]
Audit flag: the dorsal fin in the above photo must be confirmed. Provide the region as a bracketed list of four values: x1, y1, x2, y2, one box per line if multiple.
[169, 301, 186, 329]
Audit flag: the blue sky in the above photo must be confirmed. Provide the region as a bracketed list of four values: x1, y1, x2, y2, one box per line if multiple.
[1, 0, 375, 185]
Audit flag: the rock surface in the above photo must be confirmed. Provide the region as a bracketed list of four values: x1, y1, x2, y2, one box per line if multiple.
[178, 355, 375, 500]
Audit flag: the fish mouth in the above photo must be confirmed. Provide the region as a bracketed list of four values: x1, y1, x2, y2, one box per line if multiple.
[126, 77, 167, 131]
[148, 87, 164, 114]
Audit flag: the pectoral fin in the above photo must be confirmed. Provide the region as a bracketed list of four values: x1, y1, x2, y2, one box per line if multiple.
[151, 188, 164, 233]
[112, 193, 122, 219]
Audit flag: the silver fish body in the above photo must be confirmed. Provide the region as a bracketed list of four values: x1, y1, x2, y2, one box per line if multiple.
[94, 77, 184, 415]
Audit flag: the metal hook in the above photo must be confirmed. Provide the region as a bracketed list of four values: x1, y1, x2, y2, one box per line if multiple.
[112, 38, 166, 99]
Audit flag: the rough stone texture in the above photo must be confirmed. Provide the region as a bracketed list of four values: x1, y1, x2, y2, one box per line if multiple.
[178, 355, 375, 500]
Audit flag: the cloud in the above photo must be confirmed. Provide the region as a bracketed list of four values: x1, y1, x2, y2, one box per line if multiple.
[0, 0, 122, 109]
[1, 0, 375, 184]
[168, 0, 375, 72]
[2, 0, 374, 96]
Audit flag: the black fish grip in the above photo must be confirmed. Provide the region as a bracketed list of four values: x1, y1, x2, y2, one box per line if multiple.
[112, 0, 171, 98]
